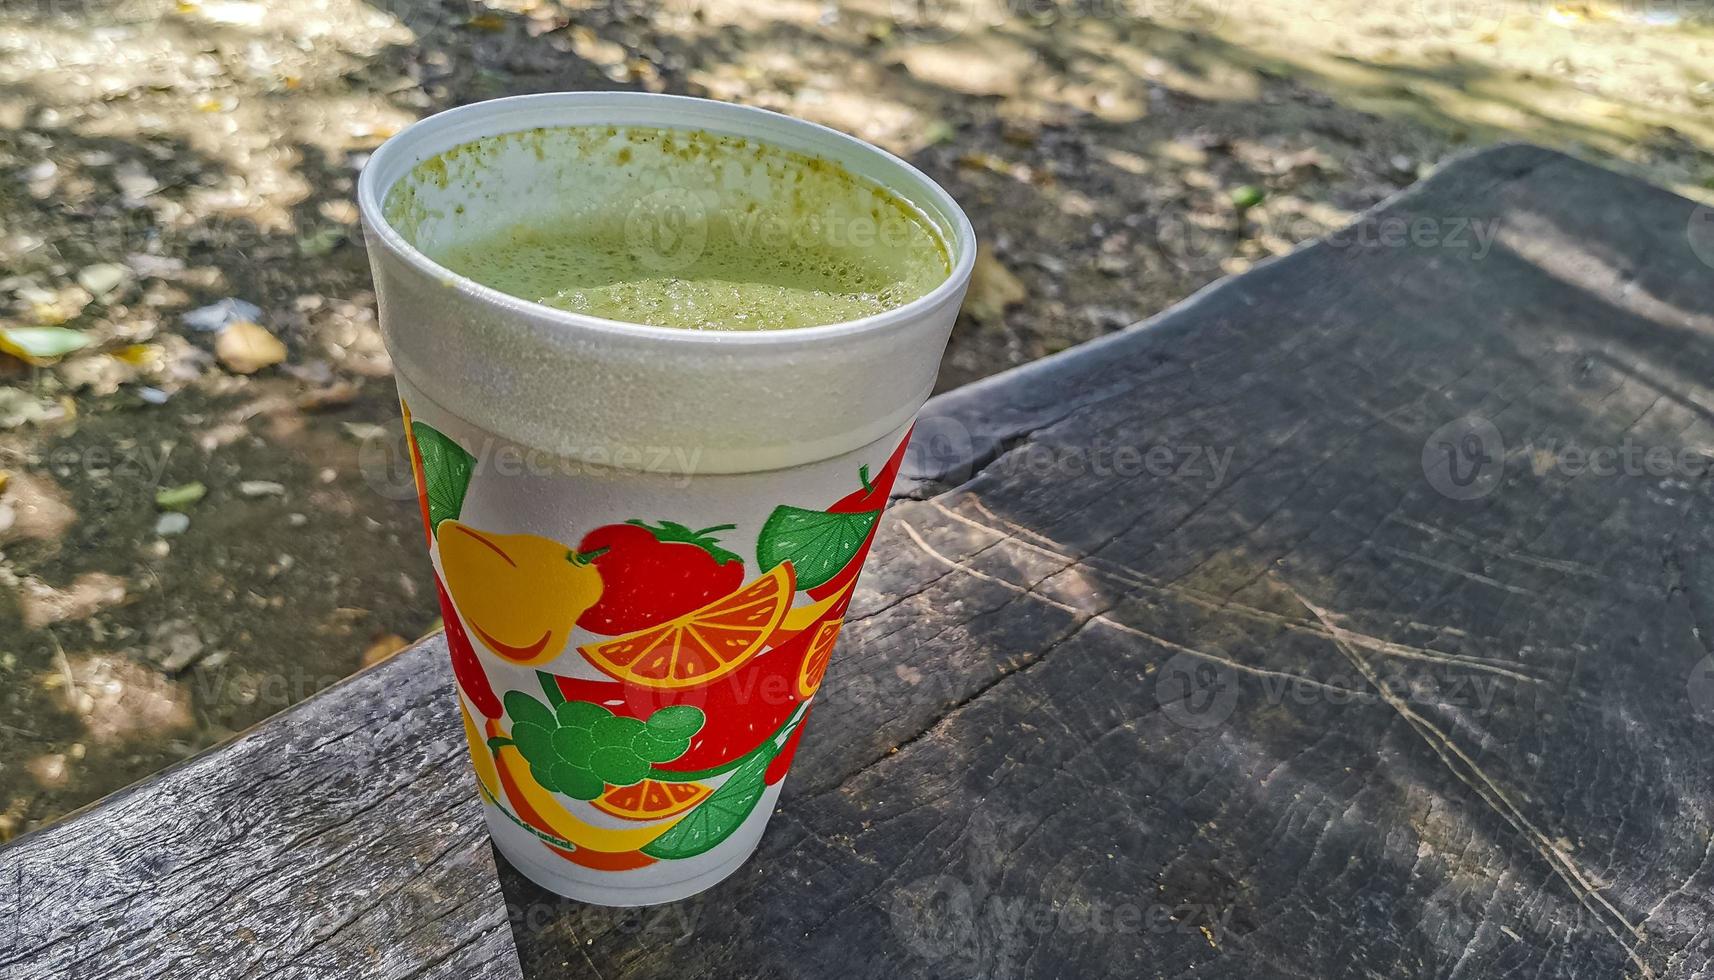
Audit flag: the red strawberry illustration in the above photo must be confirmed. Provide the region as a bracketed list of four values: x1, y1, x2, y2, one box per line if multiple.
[575, 520, 746, 635]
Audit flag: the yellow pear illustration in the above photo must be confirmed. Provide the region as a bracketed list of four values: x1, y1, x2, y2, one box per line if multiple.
[439, 520, 604, 666]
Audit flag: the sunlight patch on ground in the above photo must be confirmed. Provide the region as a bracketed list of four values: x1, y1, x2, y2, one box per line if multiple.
[896, 39, 1036, 98]
[41, 653, 197, 750]
[1207, 0, 1714, 197]
[0, 472, 77, 549]
[18, 573, 128, 630]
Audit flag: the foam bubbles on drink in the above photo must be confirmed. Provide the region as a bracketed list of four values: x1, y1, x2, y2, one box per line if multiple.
[385, 125, 951, 331]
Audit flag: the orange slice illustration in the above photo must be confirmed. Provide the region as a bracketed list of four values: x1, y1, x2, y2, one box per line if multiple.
[592, 779, 714, 821]
[579, 564, 795, 688]
[796, 618, 844, 697]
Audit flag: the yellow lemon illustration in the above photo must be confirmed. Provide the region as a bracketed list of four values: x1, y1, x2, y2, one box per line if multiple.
[439, 520, 604, 666]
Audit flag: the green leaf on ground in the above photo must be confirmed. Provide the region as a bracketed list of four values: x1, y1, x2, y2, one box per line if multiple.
[755, 505, 879, 590]
[155, 482, 207, 511]
[0, 326, 91, 364]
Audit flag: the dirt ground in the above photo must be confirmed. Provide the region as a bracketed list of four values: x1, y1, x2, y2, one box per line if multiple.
[1, 0, 1711, 836]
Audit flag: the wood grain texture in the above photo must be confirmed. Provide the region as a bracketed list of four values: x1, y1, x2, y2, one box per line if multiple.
[6, 143, 1714, 979]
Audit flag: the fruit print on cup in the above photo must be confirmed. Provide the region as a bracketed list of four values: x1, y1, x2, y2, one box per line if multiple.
[578, 564, 795, 689]
[439, 521, 604, 666]
[403, 399, 911, 869]
[576, 521, 747, 636]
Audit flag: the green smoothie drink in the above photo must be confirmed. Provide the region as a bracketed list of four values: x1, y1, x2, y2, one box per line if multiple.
[358, 94, 974, 906]
[385, 126, 949, 332]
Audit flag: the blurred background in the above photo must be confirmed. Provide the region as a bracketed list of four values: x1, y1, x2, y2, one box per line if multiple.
[1, 0, 1710, 837]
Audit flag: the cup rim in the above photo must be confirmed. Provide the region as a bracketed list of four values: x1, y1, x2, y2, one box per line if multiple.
[356, 91, 977, 346]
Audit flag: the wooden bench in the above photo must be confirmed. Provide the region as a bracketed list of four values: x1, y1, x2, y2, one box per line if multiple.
[6, 144, 1714, 978]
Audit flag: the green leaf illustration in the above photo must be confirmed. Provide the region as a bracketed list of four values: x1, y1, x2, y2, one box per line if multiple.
[538, 671, 566, 706]
[640, 743, 773, 860]
[755, 505, 880, 590]
[411, 420, 475, 533]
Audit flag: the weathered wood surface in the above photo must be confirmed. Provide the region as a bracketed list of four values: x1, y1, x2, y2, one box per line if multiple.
[7, 143, 1714, 979]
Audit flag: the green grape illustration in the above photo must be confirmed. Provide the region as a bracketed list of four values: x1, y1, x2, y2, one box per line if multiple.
[497, 689, 702, 800]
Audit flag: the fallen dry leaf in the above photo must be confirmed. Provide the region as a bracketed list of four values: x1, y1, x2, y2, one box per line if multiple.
[113, 343, 165, 368]
[362, 633, 410, 667]
[296, 380, 362, 412]
[216, 321, 287, 374]
[0, 387, 64, 429]
[59, 354, 138, 396]
[965, 245, 1027, 324]
[25, 286, 93, 325]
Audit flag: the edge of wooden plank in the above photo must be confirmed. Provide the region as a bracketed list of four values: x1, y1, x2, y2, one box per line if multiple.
[0, 633, 452, 852]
